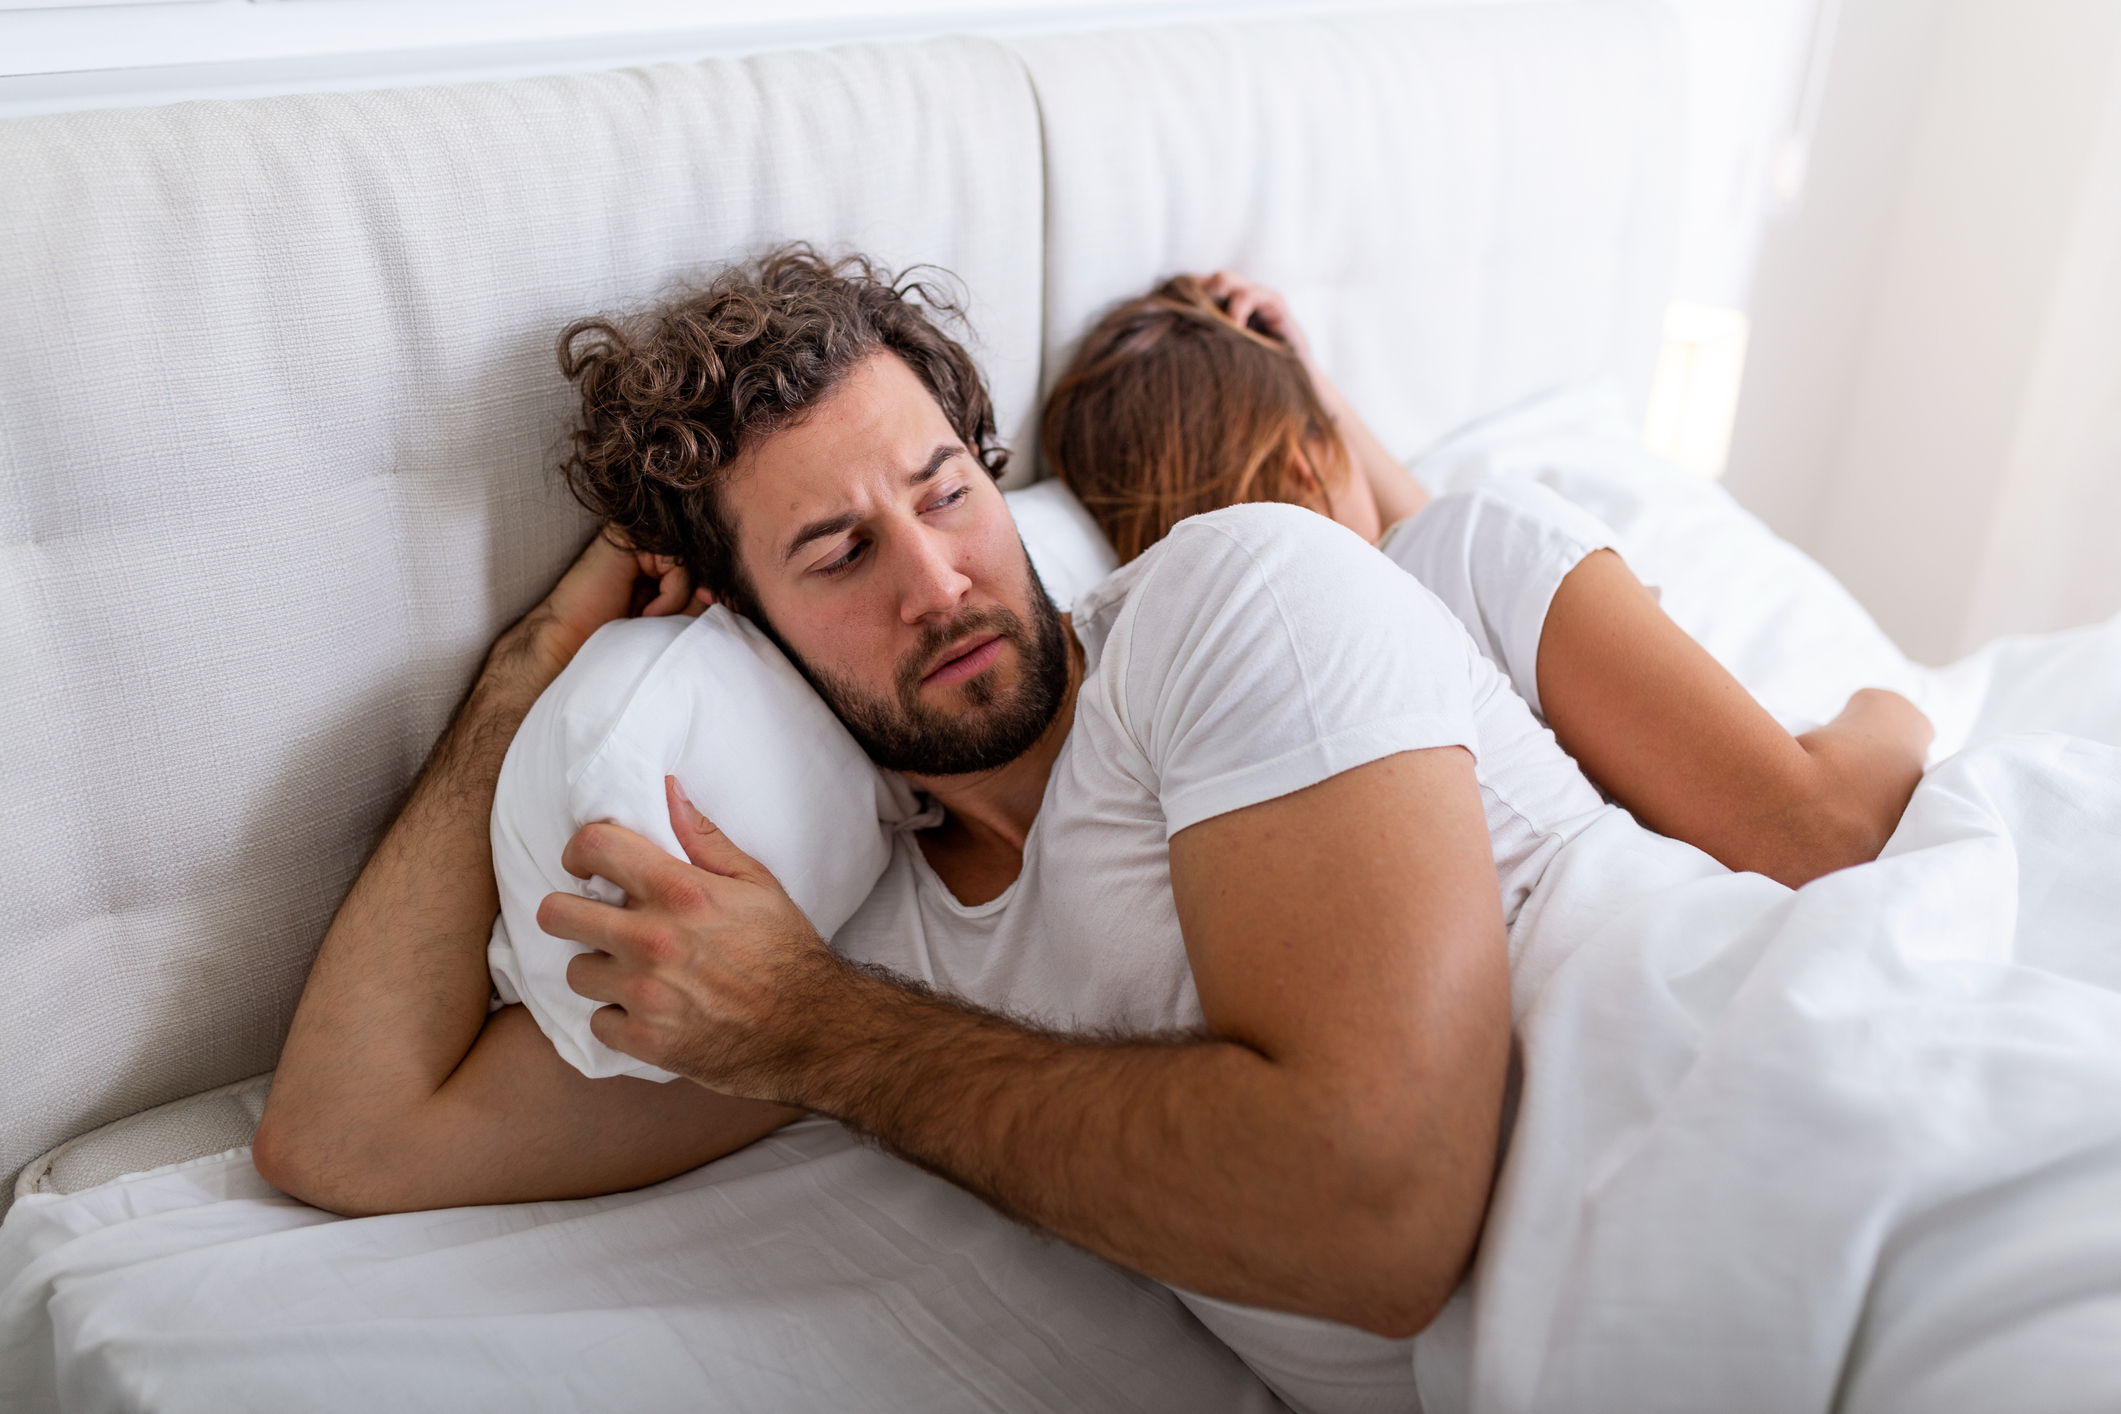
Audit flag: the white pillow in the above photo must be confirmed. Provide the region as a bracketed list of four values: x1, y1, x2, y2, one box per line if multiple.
[489, 481, 1119, 1081]
[1008, 476, 1119, 609]
[488, 608, 911, 1081]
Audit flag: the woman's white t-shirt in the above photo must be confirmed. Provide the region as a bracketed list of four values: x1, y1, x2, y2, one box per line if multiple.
[1379, 479, 1619, 723]
[831, 502, 1612, 1414]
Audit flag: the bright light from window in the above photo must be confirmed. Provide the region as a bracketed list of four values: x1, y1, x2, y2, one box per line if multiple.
[1644, 302, 1750, 478]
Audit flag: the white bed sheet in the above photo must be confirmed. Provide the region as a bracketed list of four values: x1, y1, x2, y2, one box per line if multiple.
[0, 1117, 1285, 1413]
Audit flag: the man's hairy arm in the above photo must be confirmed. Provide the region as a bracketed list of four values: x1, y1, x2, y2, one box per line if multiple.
[558, 749, 1511, 1336]
[253, 536, 797, 1217]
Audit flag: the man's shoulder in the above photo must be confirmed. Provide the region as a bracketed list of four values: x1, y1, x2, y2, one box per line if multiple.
[1150, 502, 1374, 578]
[1072, 505, 1388, 663]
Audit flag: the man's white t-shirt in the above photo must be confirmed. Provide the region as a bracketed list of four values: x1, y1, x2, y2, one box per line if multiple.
[832, 503, 1612, 1413]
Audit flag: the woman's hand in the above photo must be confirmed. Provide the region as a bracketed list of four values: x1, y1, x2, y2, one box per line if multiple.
[1198, 270, 1430, 536]
[1201, 270, 1315, 365]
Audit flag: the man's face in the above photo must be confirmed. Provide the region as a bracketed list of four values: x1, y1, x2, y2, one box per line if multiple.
[720, 350, 1068, 778]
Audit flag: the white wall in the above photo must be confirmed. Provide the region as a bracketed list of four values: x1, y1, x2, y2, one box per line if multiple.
[1726, 0, 2121, 663]
[4, 0, 1822, 310]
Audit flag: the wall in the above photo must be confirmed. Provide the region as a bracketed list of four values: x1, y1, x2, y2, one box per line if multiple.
[0, 0, 1418, 118]
[1726, 0, 2121, 663]
[6, 0, 1821, 307]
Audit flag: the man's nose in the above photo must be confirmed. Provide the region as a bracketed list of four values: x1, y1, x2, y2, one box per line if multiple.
[893, 525, 974, 623]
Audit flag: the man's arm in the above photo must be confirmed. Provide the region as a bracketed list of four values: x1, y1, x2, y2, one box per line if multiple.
[1538, 549, 1934, 887]
[554, 750, 1511, 1337]
[252, 535, 798, 1218]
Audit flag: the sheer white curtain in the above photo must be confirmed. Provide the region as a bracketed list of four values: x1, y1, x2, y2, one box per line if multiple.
[1959, 68, 2121, 652]
[1732, 0, 2121, 664]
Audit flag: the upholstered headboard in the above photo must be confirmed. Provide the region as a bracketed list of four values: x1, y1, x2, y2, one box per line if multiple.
[0, 0, 1680, 1209]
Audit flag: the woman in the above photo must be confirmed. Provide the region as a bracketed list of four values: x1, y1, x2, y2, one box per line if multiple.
[1042, 272, 1933, 888]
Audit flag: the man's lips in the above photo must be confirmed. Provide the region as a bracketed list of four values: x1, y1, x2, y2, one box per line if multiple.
[921, 635, 1004, 688]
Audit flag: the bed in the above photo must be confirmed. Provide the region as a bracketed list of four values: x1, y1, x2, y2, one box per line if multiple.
[7, 3, 2121, 1411]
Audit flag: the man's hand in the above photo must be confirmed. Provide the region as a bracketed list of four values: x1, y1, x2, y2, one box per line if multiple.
[551, 778, 847, 1101]
[508, 531, 695, 683]
[543, 751, 1509, 1338]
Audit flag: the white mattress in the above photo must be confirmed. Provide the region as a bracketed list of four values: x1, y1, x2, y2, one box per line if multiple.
[3, 1117, 1287, 1413]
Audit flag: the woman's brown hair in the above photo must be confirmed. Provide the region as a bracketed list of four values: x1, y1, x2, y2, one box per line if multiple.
[1041, 276, 1349, 564]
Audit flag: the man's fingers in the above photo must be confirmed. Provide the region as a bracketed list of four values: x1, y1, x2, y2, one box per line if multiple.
[537, 888, 623, 949]
[666, 777, 768, 884]
[586, 1002, 633, 1054]
[638, 562, 693, 617]
[559, 820, 702, 906]
[565, 945, 623, 1003]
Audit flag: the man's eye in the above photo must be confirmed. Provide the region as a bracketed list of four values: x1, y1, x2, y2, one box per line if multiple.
[927, 485, 970, 513]
[816, 540, 867, 575]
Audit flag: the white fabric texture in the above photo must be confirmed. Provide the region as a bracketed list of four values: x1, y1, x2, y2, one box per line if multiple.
[1401, 735, 2121, 1414]
[1017, 0, 1682, 475]
[0, 1118, 1286, 1414]
[1380, 483, 1616, 721]
[13, 1074, 271, 1201]
[0, 37, 1045, 1209]
[488, 610, 908, 1081]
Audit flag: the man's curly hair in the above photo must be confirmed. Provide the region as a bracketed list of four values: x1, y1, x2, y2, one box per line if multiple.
[557, 245, 1007, 614]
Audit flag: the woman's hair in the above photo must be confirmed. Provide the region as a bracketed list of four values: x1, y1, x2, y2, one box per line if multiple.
[557, 244, 1006, 612]
[1041, 275, 1348, 564]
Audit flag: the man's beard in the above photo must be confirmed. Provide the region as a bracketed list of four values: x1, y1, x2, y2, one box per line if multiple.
[777, 561, 1071, 778]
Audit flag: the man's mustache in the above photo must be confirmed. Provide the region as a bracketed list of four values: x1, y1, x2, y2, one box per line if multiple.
[897, 607, 1025, 702]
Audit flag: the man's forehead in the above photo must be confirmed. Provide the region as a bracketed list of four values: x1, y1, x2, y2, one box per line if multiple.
[722, 350, 964, 546]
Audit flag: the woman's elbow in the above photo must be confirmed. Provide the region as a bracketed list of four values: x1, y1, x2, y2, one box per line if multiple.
[1744, 792, 1901, 888]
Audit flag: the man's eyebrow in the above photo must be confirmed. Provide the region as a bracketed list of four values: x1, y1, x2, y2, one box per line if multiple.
[780, 445, 965, 566]
[908, 443, 962, 485]
[782, 511, 861, 567]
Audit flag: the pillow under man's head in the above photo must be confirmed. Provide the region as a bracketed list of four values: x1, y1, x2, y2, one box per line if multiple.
[554, 245, 1068, 780]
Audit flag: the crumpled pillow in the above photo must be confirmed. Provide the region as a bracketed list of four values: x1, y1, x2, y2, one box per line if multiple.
[487, 606, 912, 1080]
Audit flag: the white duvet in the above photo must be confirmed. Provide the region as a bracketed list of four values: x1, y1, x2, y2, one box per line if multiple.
[8, 390, 2121, 1413]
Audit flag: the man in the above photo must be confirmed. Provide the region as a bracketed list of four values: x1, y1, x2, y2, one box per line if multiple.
[254, 248, 1510, 1342]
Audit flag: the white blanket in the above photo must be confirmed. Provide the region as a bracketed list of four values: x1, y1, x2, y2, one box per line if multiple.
[9, 392, 2121, 1413]
[1410, 733, 2121, 1413]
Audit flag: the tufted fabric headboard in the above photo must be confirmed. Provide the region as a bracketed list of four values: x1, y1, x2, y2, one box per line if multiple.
[1021, 0, 1681, 472]
[0, 39, 1044, 1206]
[0, 1, 1679, 1209]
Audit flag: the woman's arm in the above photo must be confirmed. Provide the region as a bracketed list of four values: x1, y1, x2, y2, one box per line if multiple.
[1537, 548, 1933, 887]
[253, 534, 797, 1217]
